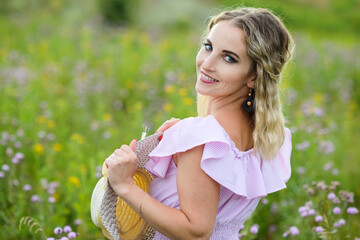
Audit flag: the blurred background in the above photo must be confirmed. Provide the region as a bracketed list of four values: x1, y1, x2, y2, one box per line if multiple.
[0, 0, 359, 239]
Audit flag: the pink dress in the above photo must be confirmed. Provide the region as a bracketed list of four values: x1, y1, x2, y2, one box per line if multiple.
[145, 115, 292, 239]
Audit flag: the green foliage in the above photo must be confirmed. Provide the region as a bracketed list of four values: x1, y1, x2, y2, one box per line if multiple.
[98, 0, 139, 25]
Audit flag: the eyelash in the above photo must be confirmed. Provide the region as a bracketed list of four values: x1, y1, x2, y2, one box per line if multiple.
[203, 42, 238, 63]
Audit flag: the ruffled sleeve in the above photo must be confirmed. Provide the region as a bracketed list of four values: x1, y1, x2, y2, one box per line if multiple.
[146, 116, 231, 178]
[146, 115, 292, 200]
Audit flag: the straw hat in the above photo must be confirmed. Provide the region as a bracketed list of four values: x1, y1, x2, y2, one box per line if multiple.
[91, 133, 163, 240]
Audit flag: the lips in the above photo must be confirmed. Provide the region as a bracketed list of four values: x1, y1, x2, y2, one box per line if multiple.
[200, 71, 219, 83]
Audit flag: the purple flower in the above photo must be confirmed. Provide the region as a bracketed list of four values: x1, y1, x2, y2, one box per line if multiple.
[61, 237, 69, 240]
[269, 225, 277, 232]
[95, 172, 102, 179]
[2, 164, 10, 172]
[308, 209, 316, 216]
[337, 219, 346, 226]
[67, 232, 77, 239]
[297, 166, 306, 174]
[296, 141, 310, 151]
[64, 225, 72, 233]
[47, 238, 55, 240]
[315, 215, 323, 222]
[74, 219, 82, 225]
[238, 224, 245, 231]
[250, 224, 259, 234]
[282, 232, 289, 237]
[23, 184, 31, 191]
[347, 207, 359, 215]
[323, 162, 333, 171]
[48, 196, 56, 203]
[14, 152, 24, 159]
[0, 171, 4, 178]
[54, 227, 63, 234]
[332, 168, 339, 175]
[12, 180, 19, 185]
[333, 207, 341, 214]
[261, 198, 269, 204]
[289, 226, 300, 236]
[31, 195, 40, 203]
[328, 192, 336, 200]
[314, 226, 323, 233]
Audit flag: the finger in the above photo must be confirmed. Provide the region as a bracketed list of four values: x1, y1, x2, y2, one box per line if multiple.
[156, 118, 181, 133]
[129, 139, 136, 153]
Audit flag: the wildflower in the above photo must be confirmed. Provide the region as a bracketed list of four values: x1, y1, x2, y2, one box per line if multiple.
[289, 226, 299, 236]
[33, 143, 44, 154]
[184, 97, 194, 105]
[38, 131, 46, 138]
[295, 141, 310, 151]
[68, 232, 77, 239]
[0, 171, 4, 178]
[269, 225, 277, 232]
[315, 215, 323, 222]
[328, 192, 336, 200]
[31, 195, 41, 203]
[347, 207, 359, 215]
[61, 237, 69, 240]
[48, 196, 56, 203]
[12, 180, 19, 185]
[261, 198, 269, 204]
[250, 224, 259, 234]
[297, 166, 306, 174]
[164, 85, 175, 93]
[47, 120, 56, 128]
[95, 172, 102, 179]
[102, 113, 112, 122]
[337, 219, 346, 226]
[74, 219, 82, 225]
[23, 184, 32, 191]
[332, 168, 339, 175]
[14, 141, 22, 148]
[102, 131, 111, 139]
[47, 238, 55, 240]
[47, 133, 55, 141]
[70, 133, 85, 144]
[318, 141, 335, 154]
[2, 164, 10, 172]
[68, 176, 80, 188]
[333, 207, 341, 214]
[64, 225, 72, 233]
[54, 227, 63, 234]
[323, 162, 333, 171]
[308, 209, 316, 216]
[163, 102, 173, 112]
[314, 226, 323, 233]
[282, 232, 289, 237]
[52, 143, 63, 152]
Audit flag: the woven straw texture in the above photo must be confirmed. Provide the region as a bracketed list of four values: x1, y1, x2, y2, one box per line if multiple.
[100, 133, 162, 240]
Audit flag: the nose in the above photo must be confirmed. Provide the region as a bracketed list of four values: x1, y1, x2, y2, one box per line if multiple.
[201, 54, 216, 72]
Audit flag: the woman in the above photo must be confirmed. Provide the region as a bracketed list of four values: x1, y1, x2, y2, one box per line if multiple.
[105, 7, 294, 239]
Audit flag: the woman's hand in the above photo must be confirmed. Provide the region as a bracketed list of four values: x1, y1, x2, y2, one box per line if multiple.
[156, 117, 181, 133]
[105, 139, 138, 197]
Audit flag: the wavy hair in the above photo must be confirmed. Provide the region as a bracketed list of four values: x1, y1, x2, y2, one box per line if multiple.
[197, 7, 294, 160]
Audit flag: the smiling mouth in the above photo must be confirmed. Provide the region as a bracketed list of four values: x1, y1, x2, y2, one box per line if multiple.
[200, 72, 219, 83]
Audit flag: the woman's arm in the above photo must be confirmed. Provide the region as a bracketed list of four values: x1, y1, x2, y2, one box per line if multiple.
[105, 141, 220, 240]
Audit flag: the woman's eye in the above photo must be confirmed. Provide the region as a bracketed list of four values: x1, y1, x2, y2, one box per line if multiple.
[203, 43, 212, 51]
[224, 55, 236, 63]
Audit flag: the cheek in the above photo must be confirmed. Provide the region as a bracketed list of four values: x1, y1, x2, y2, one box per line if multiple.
[195, 49, 205, 72]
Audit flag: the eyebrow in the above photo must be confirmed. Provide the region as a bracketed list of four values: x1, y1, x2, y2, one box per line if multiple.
[206, 38, 240, 60]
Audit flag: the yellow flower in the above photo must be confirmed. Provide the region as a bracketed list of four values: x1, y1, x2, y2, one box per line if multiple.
[125, 79, 134, 89]
[184, 97, 194, 105]
[102, 113, 112, 122]
[52, 143, 62, 152]
[313, 93, 324, 103]
[178, 88, 188, 97]
[164, 85, 175, 93]
[70, 133, 85, 144]
[47, 120, 55, 128]
[36, 116, 46, 124]
[178, 72, 186, 81]
[68, 176, 80, 188]
[163, 103, 173, 112]
[33, 143, 44, 154]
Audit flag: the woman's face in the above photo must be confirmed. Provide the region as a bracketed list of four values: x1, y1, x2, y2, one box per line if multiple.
[195, 20, 255, 99]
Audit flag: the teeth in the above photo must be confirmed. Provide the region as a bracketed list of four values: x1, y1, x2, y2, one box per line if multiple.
[202, 73, 219, 82]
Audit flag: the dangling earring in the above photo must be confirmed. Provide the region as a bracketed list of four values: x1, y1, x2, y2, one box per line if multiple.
[242, 88, 255, 113]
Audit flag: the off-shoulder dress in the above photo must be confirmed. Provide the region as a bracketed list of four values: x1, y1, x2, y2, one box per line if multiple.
[145, 115, 292, 239]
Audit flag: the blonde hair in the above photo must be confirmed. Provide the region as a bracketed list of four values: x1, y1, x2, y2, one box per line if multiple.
[197, 7, 295, 160]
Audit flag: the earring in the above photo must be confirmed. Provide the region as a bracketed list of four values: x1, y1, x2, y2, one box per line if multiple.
[242, 88, 255, 113]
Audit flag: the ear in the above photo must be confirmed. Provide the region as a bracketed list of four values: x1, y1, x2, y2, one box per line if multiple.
[246, 73, 256, 89]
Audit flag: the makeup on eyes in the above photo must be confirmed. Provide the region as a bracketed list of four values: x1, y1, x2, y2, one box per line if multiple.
[204, 39, 240, 63]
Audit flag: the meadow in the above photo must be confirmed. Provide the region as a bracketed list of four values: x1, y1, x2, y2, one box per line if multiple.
[0, 0, 359, 239]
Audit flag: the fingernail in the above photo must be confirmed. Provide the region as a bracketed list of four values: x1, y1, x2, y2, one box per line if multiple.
[158, 135, 163, 141]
